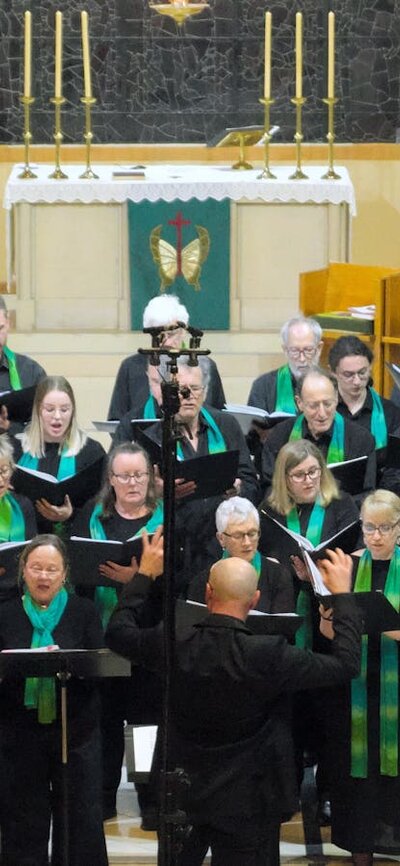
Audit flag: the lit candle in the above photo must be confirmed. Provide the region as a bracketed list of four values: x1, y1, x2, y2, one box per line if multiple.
[328, 11, 335, 99]
[81, 11, 92, 99]
[55, 11, 63, 99]
[24, 11, 32, 98]
[264, 11, 272, 99]
[295, 12, 303, 99]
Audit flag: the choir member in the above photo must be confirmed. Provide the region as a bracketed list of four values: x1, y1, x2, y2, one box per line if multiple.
[261, 368, 376, 499]
[329, 335, 400, 493]
[11, 376, 105, 532]
[71, 442, 164, 824]
[0, 534, 108, 866]
[323, 491, 400, 864]
[0, 435, 37, 602]
[108, 294, 225, 420]
[112, 361, 163, 446]
[0, 297, 46, 435]
[187, 495, 294, 614]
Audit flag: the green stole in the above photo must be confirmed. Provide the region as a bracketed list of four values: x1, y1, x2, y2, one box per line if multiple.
[0, 492, 26, 541]
[275, 365, 297, 414]
[18, 447, 76, 480]
[290, 412, 345, 464]
[351, 548, 400, 778]
[176, 407, 226, 460]
[143, 395, 158, 420]
[369, 388, 388, 449]
[23, 588, 68, 724]
[286, 501, 326, 649]
[3, 346, 22, 390]
[90, 500, 164, 629]
[222, 548, 262, 578]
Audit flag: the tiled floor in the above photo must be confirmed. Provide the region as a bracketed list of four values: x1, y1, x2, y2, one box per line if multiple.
[104, 774, 400, 866]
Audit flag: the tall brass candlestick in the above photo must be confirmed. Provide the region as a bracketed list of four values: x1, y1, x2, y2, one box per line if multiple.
[258, 97, 276, 180]
[80, 96, 99, 179]
[49, 96, 68, 179]
[19, 96, 36, 179]
[289, 96, 308, 180]
[322, 97, 340, 179]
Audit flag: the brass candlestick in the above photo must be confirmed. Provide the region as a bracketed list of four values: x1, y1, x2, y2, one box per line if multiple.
[258, 97, 276, 180]
[290, 96, 308, 180]
[80, 96, 98, 179]
[321, 96, 341, 180]
[49, 96, 68, 179]
[19, 95, 36, 179]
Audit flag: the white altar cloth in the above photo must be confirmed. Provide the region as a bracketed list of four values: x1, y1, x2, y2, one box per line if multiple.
[3, 163, 356, 215]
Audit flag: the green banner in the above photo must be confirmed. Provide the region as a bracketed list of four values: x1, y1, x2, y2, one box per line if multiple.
[128, 198, 230, 330]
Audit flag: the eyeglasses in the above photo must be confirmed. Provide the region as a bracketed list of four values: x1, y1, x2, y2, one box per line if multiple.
[180, 385, 204, 396]
[0, 466, 11, 478]
[302, 399, 337, 413]
[288, 466, 321, 483]
[112, 472, 149, 484]
[337, 368, 370, 381]
[41, 404, 72, 415]
[286, 346, 318, 360]
[27, 566, 62, 577]
[222, 530, 260, 541]
[361, 521, 399, 536]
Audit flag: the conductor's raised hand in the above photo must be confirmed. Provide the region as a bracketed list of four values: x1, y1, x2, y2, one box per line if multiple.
[316, 547, 352, 595]
[139, 526, 164, 580]
[35, 495, 73, 523]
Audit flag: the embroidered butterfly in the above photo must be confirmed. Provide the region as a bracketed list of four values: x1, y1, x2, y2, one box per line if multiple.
[149, 224, 210, 292]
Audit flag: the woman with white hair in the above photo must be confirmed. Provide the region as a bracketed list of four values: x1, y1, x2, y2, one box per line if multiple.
[186, 495, 294, 613]
[107, 293, 226, 420]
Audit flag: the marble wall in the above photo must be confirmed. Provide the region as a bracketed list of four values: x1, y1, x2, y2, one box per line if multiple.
[1, 0, 399, 144]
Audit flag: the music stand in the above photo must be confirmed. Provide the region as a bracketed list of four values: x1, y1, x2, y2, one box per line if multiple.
[0, 648, 130, 866]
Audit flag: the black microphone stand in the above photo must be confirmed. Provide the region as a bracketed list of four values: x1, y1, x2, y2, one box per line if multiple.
[139, 327, 210, 866]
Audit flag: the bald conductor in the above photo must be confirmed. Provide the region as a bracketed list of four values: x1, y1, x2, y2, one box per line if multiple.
[107, 552, 361, 866]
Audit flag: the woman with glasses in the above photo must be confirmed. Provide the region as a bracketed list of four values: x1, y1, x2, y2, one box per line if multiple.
[324, 490, 400, 865]
[329, 335, 400, 493]
[186, 496, 294, 614]
[0, 436, 37, 603]
[71, 441, 164, 825]
[11, 375, 105, 533]
[0, 534, 108, 866]
[260, 438, 359, 823]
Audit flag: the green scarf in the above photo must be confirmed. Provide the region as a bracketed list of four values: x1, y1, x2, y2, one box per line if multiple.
[176, 407, 226, 460]
[290, 411, 345, 465]
[90, 500, 164, 629]
[23, 588, 68, 724]
[3, 346, 22, 390]
[18, 447, 76, 480]
[287, 501, 326, 650]
[222, 548, 261, 578]
[351, 548, 400, 778]
[369, 388, 388, 449]
[143, 395, 158, 420]
[0, 492, 26, 541]
[275, 365, 297, 414]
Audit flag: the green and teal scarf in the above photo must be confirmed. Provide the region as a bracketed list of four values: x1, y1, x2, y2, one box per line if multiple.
[90, 500, 164, 629]
[0, 492, 26, 541]
[222, 547, 262, 578]
[23, 587, 68, 724]
[369, 388, 388, 450]
[143, 395, 158, 420]
[290, 411, 345, 465]
[351, 548, 400, 778]
[3, 346, 22, 391]
[275, 365, 297, 414]
[287, 501, 326, 649]
[18, 447, 76, 480]
[176, 407, 226, 460]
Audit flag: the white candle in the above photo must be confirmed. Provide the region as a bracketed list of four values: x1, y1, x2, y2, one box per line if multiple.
[295, 12, 303, 99]
[24, 11, 32, 98]
[55, 11, 63, 99]
[328, 11, 335, 99]
[264, 12, 272, 99]
[81, 11, 92, 99]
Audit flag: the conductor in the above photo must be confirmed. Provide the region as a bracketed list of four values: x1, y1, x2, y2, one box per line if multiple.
[107, 551, 361, 866]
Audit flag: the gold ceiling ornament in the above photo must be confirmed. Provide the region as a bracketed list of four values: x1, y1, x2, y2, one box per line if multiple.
[149, 0, 210, 26]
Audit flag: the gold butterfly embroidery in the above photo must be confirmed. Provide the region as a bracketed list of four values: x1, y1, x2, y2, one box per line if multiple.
[150, 224, 210, 292]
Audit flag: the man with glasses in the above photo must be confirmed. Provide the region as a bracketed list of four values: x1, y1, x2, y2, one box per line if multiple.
[261, 367, 377, 498]
[107, 294, 225, 421]
[329, 335, 400, 494]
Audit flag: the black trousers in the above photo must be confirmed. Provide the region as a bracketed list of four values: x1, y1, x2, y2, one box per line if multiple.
[176, 819, 280, 866]
[0, 722, 108, 866]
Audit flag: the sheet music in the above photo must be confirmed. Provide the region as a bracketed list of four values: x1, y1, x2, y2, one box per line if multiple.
[132, 725, 157, 773]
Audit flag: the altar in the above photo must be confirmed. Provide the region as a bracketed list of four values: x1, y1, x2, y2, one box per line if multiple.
[4, 162, 355, 332]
